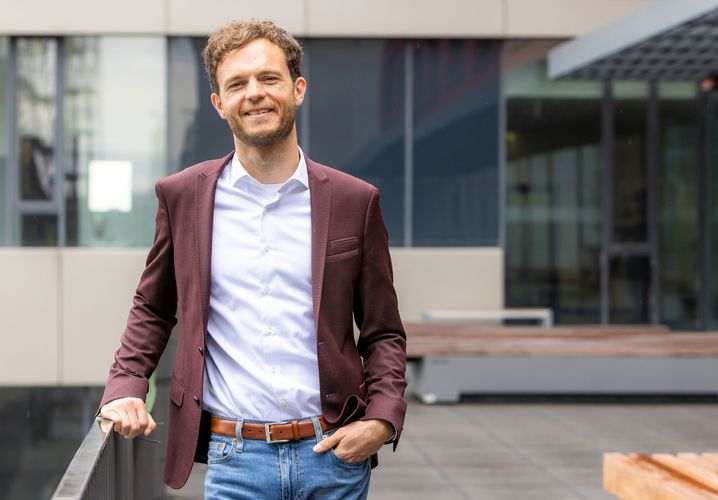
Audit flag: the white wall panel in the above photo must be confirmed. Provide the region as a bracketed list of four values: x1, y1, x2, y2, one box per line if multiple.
[506, 0, 648, 37]
[0, 249, 59, 385]
[0, 0, 646, 37]
[61, 249, 147, 385]
[0, 247, 505, 383]
[167, 0, 306, 36]
[307, 0, 504, 37]
[391, 248, 504, 322]
[0, 0, 165, 34]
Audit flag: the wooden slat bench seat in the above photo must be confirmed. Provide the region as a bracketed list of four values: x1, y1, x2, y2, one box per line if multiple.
[404, 323, 718, 403]
[604, 452, 718, 499]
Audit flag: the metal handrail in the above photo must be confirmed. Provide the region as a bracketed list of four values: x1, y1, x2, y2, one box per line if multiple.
[51, 417, 164, 500]
[51, 418, 131, 500]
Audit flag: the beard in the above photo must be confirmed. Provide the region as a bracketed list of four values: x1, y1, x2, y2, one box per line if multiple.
[227, 100, 297, 146]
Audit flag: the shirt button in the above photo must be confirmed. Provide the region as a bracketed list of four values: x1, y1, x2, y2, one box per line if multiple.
[280, 399, 288, 407]
[262, 287, 271, 295]
[270, 367, 277, 374]
[263, 246, 270, 254]
[265, 328, 273, 336]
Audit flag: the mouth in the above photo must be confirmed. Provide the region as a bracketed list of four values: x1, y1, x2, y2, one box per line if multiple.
[244, 108, 273, 116]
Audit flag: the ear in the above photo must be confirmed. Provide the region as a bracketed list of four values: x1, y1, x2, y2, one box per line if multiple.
[210, 92, 226, 120]
[293, 77, 307, 107]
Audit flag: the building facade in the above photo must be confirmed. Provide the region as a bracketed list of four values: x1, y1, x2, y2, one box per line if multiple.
[7, 0, 718, 497]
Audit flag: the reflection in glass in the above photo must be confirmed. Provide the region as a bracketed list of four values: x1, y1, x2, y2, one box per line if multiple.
[168, 37, 233, 173]
[306, 39, 405, 245]
[610, 255, 650, 323]
[17, 38, 57, 202]
[413, 39, 501, 246]
[505, 40, 602, 323]
[0, 38, 8, 244]
[613, 82, 648, 243]
[659, 83, 698, 329]
[63, 37, 167, 246]
[21, 214, 57, 246]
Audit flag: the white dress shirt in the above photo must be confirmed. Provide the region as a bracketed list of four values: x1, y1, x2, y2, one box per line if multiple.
[202, 149, 323, 421]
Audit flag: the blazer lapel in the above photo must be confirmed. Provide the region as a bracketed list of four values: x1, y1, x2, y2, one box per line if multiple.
[307, 158, 331, 331]
[196, 151, 233, 332]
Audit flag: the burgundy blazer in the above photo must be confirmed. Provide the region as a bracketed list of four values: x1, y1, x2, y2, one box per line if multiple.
[99, 152, 407, 488]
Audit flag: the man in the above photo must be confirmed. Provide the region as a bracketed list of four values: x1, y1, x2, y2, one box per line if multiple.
[98, 20, 407, 499]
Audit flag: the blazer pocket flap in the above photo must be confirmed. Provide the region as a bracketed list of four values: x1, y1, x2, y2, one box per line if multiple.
[327, 236, 359, 256]
[170, 377, 184, 407]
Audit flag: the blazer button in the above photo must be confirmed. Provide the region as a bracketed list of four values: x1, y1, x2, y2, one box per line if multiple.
[193, 396, 200, 405]
[198, 346, 204, 355]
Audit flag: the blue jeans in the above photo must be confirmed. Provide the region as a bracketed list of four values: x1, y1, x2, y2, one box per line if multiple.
[204, 416, 371, 500]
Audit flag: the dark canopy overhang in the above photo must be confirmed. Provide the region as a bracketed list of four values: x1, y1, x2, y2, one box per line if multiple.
[549, 0, 718, 81]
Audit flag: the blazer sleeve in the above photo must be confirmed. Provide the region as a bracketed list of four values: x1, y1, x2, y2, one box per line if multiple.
[354, 187, 408, 449]
[99, 181, 178, 408]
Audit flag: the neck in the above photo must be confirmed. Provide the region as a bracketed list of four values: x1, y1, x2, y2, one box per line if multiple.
[234, 130, 300, 184]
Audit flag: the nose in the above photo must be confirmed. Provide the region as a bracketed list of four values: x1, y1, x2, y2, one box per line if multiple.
[245, 78, 264, 100]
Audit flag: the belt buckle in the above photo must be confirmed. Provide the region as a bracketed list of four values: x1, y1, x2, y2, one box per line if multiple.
[265, 421, 291, 443]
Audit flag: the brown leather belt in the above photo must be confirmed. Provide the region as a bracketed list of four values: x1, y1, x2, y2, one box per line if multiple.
[210, 416, 332, 443]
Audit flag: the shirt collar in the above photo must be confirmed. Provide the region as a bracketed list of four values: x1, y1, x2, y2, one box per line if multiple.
[229, 147, 309, 190]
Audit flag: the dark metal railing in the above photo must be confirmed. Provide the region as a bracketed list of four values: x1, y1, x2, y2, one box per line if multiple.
[51, 418, 163, 500]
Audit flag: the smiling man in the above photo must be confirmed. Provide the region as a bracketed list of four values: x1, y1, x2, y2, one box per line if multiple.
[98, 20, 407, 500]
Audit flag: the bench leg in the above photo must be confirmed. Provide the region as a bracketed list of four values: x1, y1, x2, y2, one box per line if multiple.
[409, 358, 461, 404]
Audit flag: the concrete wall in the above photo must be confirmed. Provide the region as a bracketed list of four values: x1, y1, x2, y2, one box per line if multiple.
[0, 247, 503, 385]
[0, 0, 648, 37]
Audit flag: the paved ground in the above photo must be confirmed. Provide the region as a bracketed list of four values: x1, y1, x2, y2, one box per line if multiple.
[166, 399, 718, 499]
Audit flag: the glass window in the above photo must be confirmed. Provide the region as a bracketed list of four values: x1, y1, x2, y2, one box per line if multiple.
[168, 37, 233, 173]
[610, 255, 650, 323]
[504, 40, 602, 323]
[15, 38, 59, 246]
[0, 38, 8, 244]
[613, 81, 648, 244]
[413, 39, 501, 246]
[17, 39, 57, 203]
[711, 91, 718, 329]
[305, 39, 405, 245]
[659, 82, 699, 329]
[63, 37, 167, 247]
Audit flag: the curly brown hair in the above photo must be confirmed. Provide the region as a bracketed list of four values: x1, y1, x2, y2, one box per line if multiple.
[202, 19, 303, 95]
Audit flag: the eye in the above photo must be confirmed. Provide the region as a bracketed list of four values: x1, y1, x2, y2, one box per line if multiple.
[263, 76, 279, 84]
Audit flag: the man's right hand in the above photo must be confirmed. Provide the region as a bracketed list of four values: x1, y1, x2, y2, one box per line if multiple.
[100, 397, 157, 439]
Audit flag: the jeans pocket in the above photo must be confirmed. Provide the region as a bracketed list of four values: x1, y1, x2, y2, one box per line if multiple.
[329, 448, 368, 468]
[207, 436, 236, 465]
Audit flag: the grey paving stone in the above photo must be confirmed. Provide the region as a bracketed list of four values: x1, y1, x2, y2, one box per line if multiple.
[164, 400, 718, 499]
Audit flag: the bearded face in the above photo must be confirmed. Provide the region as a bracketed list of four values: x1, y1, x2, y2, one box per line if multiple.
[226, 92, 297, 146]
[211, 39, 305, 149]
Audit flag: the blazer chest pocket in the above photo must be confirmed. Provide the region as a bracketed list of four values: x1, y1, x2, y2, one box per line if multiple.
[326, 236, 359, 263]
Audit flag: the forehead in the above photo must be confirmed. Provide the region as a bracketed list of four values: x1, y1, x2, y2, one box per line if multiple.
[216, 38, 290, 80]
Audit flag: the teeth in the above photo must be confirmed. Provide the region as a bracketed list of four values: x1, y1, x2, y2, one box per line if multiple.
[247, 109, 270, 115]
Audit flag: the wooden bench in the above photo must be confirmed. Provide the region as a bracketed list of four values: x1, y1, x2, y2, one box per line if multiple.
[604, 452, 718, 499]
[405, 323, 718, 403]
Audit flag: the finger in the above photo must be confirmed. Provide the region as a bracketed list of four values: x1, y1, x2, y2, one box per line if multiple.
[126, 405, 141, 439]
[313, 431, 342, 453]
[102, 408, 124, 434]
[118, 408, 131, 437]
[137, 407, 150, 435]
[144, 412, 157, 436]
